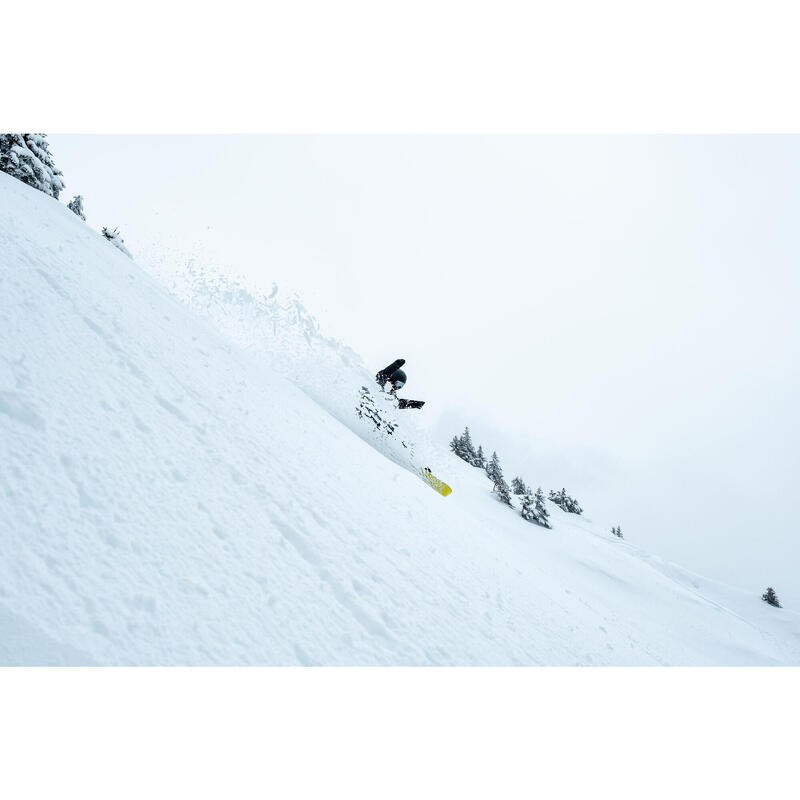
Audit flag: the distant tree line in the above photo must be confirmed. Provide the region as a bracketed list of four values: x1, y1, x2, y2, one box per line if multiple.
[451, 426, 608, 531]
[450, 427, 794, 609]
[450, 427, 486, 469]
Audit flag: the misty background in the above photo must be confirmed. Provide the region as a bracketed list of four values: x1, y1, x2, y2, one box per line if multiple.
[48, 135, 800, 605]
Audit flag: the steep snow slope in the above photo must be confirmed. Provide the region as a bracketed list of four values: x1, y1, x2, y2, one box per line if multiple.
[1, 172, 798, 665]
[140, 247, 450, 477]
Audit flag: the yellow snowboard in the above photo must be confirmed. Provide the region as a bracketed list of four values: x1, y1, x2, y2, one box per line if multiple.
[420, 468, 452, 496]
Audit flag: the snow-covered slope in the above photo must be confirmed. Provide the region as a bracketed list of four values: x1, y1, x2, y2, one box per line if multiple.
[1, 172, 798, 665]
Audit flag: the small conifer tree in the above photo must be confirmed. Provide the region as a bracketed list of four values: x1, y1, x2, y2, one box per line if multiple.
[67, 194, 86, 220]
[450, 427, 487, 469]
[520, 488, 551, 528]
[548, 488, 583, 515]
[486, 451, 501, 482]
[534, 487, 551, 527]
[520, 490, 549, 527]
[494, 474, 513, 506]
[520, 492, 536, 521]
[762, 587, 781, 608]
[102, 227, 133, 258]
[459, 427, 477, 465]
[511, 477, 528, 495]
[486, 452, 512, 505]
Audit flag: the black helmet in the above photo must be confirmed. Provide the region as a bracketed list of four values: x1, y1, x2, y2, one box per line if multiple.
[389, 368, 407, 389]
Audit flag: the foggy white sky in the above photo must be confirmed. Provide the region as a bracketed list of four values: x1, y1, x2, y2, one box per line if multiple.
[49, 135, 799, 604]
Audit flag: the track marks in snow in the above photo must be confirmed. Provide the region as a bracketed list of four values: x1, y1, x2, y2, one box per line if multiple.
[270, 514, 322, 567]
[80, 311, 151, 388]
[196, 502, 233, 546]
[82, 316, 122, 355]
[293, 644, 314, 666]
[0, 391, 46, 430]
[35, 269, 69, 300]
[59, 455, 99, 508]
[126, 594, 157, 615]
[269, 512, 396, 646]
[155, 395, 189, 422]
[319, 567, 395, 641]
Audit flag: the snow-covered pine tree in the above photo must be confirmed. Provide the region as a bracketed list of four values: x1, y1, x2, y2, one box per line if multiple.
[0, 134, 65, 199]
[520, 490, 550, 527]
[494, 474, 513, 506]
[534, 487, 551, 528]
[548, 488, 565, 508]
[615, 526, 624, 539]
[548, 488, 583, 515]
[520, 492, 536, 521]
[101, 227, 133, 258]
[474, 444, 487, 470]
[486, 451, 501, 482]
[511, 477, 528, 495]
[449, 435, 461, 454]
[762, 587, 781, 608]
[67, 195, 86, 220]
[486, 452, 512, 505]
[459, 427, 478, 465]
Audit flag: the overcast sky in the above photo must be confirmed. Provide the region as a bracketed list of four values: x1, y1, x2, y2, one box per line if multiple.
[49, 135, 800, 604]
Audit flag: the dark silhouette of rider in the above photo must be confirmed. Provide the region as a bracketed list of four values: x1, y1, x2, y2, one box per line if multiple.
[375, 358, 406, 395]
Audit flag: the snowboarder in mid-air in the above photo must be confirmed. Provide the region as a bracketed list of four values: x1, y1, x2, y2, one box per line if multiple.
[375, 358, 425, 409]
[364, 360, 450, 494]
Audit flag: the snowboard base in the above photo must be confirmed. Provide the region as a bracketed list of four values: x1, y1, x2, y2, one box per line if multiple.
[420, 468, 452, 496]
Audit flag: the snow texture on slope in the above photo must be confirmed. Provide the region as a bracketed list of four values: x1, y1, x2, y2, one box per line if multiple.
[1, 171, 798, 665]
